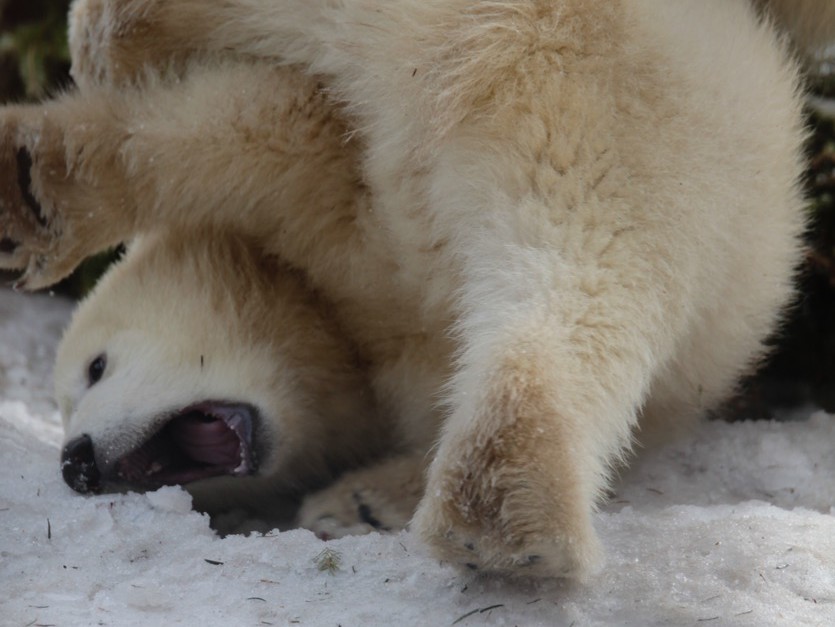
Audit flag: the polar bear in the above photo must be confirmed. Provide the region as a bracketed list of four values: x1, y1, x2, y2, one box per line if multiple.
[1, 0, 831, 578]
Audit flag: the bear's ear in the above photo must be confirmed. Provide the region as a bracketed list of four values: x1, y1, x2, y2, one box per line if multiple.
[87, 354, 107, 387]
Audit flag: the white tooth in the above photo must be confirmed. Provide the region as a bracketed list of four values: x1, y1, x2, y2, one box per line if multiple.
[226, 414, 242, 430]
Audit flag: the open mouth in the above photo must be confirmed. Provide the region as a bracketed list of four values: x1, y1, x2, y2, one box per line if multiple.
[116, 402, 257, 486]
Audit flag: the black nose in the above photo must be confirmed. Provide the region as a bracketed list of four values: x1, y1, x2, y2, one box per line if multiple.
[61, 434, 101, 494]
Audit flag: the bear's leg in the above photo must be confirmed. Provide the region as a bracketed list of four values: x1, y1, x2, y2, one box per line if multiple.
[0, 100, 134, 287]
[409, 233, 688, 578]
[0, 62, 362, 289]
[297, 454, 426, 540]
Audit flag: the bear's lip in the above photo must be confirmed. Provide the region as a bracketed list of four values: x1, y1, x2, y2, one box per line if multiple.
[115, 401, 258, 487]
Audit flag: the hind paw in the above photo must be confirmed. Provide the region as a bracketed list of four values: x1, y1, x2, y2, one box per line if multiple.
[412, 414, 603, 580]
[414, 498, 601, 579]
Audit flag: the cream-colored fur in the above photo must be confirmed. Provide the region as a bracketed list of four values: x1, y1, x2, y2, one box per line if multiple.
[0, 0, 827, 578]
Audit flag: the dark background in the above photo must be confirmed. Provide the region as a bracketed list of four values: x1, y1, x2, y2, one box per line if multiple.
[2, 0, 834, 417]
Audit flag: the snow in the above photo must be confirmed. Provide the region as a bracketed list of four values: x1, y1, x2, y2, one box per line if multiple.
[1, 288, 834, 626]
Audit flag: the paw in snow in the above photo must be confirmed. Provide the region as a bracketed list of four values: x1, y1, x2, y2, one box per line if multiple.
[299, 489, 386, 541]
[298, 456, 425, 540]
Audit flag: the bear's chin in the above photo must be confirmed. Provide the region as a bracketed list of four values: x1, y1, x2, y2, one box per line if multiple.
[115, 401, 258, 488]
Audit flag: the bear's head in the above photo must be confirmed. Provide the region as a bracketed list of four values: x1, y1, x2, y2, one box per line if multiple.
[54, 229, 382, 515]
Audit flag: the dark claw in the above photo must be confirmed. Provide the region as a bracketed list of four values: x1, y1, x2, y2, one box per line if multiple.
[16, 146, 47, 227]
[352, 490, 387, 530]
[357, 503, 384, 530]
[0, 237, 19, 254]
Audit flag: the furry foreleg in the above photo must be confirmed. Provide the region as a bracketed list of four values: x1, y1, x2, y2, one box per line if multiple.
[0, 99, 133, 287]
[0, 61, 362, 289]
[408, 216, 692, 579]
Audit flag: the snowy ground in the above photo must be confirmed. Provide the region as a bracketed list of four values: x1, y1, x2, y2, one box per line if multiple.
[1, 288, 834, 626]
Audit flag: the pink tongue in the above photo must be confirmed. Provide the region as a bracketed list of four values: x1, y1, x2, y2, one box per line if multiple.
[169, 414, 240, 466]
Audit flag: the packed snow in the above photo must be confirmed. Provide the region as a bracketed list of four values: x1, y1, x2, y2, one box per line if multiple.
[1, 288, 834, 626]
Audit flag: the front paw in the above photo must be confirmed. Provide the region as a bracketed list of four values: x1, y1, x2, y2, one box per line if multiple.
[298, 487, 390, 541]
[0, 108, 119, 289]
[0, 113, 67, 288]
[297, 456, 425, 540]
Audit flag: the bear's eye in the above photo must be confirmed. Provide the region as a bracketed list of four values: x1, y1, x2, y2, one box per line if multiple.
[87, 354, 107, 387]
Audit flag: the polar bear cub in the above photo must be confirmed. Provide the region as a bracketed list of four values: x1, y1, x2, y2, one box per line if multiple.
[1, 0, 831, 578]
[55, 230, 385, 517]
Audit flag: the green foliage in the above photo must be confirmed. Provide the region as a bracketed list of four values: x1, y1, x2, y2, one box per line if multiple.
[313, 548, 343, 575]
[0, 0, 71, 101]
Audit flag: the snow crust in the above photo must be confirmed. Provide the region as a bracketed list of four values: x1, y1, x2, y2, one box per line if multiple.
[1, 289, 834, 626]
